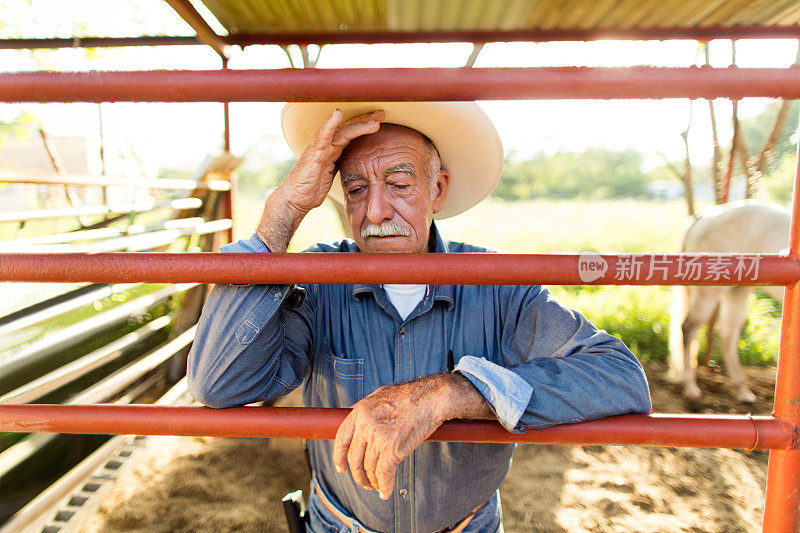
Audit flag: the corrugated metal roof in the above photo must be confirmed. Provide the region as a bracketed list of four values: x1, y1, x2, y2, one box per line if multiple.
[199, 0, 800, 35]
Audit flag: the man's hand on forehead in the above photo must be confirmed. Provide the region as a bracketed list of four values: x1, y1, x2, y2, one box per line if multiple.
[280, 109, 385, 216]
[336, 109, 386, 140]
[255, 109, 384, 252]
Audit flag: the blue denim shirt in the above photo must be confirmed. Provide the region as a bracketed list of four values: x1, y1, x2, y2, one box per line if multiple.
[187, 224, 651, 533]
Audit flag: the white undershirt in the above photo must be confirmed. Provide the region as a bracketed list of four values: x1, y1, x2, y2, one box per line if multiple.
[382, 284, 427, 321]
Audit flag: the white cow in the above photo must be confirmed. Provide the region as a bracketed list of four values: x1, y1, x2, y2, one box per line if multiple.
[668, 200, 790, 403]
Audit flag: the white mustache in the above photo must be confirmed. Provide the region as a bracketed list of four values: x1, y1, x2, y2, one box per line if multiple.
[361, 221, 411, 238]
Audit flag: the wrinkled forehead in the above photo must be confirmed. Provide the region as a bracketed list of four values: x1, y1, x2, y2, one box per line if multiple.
[338, 123, 437, 165]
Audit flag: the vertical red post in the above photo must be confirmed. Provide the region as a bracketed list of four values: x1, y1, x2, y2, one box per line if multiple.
[762, 142, 800, 532]
[221, 57, 234, 245]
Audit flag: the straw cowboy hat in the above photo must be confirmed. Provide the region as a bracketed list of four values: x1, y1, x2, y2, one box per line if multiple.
[281, 102, 503, 219]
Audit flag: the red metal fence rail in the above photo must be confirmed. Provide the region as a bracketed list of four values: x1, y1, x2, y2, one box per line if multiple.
[2, 67, 800, 103]
[0, 252, 797, 286]
[0, 405, 794, 450]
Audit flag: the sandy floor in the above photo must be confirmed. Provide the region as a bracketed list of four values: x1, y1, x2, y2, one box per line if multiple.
[82, 362, 775, 533]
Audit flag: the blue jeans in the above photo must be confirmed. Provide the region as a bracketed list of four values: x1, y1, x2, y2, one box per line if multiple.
[306, 478, 504, 533]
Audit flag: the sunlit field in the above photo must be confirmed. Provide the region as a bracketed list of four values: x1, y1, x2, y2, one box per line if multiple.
[233, 195, 781, 365]
[234, 196, 696, 253]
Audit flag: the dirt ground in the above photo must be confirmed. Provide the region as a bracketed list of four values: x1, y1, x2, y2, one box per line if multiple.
[82, 362, 776, 533]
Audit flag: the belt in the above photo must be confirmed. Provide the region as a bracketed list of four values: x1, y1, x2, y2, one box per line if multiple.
[313, 484, 484, 533]
[314, 484, 379, 533]
[438, 501, 485, 533]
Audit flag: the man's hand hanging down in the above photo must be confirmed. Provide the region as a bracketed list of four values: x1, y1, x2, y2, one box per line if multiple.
[256, 109, 385, 252]
[333, 372, 494, 500]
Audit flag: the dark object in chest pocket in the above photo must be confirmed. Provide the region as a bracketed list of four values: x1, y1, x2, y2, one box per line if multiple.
[314, 351, 364, 407]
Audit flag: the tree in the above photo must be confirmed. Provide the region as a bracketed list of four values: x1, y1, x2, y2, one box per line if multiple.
[234, 134, 295, 196]
[494, 148, 651, 201]
[707, 40, 799, 203]
[737, 100, 799, 197]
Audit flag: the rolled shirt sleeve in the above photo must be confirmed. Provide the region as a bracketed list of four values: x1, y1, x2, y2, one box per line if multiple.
[454, 356, 533, 433]
[455, 285, 651, 434]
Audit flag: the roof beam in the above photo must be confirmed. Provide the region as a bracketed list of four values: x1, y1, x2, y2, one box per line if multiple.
[2, 26, 800, 51]
[162, 0, 229, 59]
[225, 27, 800, 46]
[0, 36, 202, 49]
[2, 67, 800, 103]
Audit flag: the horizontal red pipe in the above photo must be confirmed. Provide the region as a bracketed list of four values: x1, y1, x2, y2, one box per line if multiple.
[0, 252, 796, 286]
[3, 67, 800, 103]
[0, 404, 794, 450]
[4, 27, 800, 51]
[227, 27, 800, 46]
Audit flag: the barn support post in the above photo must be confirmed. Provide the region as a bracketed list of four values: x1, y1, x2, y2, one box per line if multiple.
[762, 141, 800, 533]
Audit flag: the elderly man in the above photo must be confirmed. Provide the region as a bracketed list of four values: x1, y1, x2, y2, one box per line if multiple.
[187, 102, 651, 533]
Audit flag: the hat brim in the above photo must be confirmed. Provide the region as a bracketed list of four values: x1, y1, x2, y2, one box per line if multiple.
[281, 102, 503, 219]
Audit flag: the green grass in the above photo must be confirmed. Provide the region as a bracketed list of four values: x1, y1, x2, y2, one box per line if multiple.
[437, 198, 698, 253]
[231, 195, 781, 366]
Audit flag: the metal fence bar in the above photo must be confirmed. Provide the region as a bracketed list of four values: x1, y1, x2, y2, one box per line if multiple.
[1, 283, 195, 377]
[0, 328, 196, 479]
[0, 252, 795, 286]
[0, 219, 232, 253]
[6, 217, 206, 246]
[2, 67, 800, 103]
[0, 283, 135, 338]
[0, 173, 230, 191]
[0, 380, 191, 533]
[0, 315, 173, 405]
[0, 405, 793, 450]
[64, 326, 195, 405]
[0, 328, 195, 478]
[762, 144, 800, 533]
[0, 198, 203, 224]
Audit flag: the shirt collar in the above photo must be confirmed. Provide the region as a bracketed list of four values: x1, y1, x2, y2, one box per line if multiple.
[352, 222, 455, 310]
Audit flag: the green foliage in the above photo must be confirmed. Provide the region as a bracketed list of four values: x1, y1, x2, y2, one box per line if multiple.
[235, 134, 295, 197]
[550, 285, 671, 362]
[436, 198, 690, 254]
[735, 292, 782, 366]
[494, 147, 651, 201]
[549, 285, 781, 366]
[740, 101, 799, 174]
[761, 153, 796, 206]
[156, 167, 193, 181]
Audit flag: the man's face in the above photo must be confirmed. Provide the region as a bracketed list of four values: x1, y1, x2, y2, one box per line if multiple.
[337, 124, 449, 253]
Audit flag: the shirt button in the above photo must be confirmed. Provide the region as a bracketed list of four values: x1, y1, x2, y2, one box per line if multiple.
[399, 489, 408, 497]
[398, 327, 406, 335]
[273, 291, 281, 300]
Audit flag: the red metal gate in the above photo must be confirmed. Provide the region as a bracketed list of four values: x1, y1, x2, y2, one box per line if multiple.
[0, 50, 798, 533]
